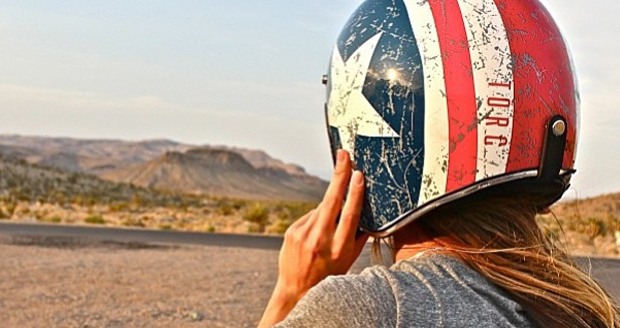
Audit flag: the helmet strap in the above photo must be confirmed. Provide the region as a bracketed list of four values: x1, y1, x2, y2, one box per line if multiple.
[538, 115, 568, 182]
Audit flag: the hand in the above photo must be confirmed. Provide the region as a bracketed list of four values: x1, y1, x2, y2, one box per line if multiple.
[258, 149, 369, 327]
[276, 149, 369, 298]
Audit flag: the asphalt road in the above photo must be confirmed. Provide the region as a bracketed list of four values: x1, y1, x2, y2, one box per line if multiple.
[1, 222, 619, 301]
[0, 222, 283, 249]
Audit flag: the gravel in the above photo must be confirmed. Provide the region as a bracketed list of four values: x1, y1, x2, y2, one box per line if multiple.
[0, 236, 282, 328]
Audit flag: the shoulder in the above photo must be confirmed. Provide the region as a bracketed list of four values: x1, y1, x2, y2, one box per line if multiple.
[274, 256, 476, 328]
[274, 265, 399, 328]
[275, 255, 535, 328]
[389, 255, 536, 327]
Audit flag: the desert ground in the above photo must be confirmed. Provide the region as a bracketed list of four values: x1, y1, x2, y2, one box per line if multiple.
[0, 231, 618, 328]
[0, 236, 280, 328]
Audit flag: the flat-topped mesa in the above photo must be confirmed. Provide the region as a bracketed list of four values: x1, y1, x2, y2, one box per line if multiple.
[160, 148, 256, 172]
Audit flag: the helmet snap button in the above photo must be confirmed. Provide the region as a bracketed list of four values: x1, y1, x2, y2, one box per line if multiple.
[552, 120, 566, 137]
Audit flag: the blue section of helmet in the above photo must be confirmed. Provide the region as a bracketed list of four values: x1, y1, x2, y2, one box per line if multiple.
[330, 0, 425, 232]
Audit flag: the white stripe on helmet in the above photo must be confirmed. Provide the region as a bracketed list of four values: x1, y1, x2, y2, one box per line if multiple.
[404, 0, 450, 205]
[457, 0, 515, 180]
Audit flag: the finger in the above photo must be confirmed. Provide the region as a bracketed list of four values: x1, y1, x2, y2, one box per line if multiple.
[293, 207, 317, 228]
[317, 150, 352, 230]
[334, 170, 365, 244]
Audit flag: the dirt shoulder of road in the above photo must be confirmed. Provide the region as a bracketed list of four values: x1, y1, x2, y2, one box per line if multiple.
[0, 235, 280, 328]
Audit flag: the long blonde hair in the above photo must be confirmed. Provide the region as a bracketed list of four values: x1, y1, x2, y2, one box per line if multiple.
[386, 195, 620, 328]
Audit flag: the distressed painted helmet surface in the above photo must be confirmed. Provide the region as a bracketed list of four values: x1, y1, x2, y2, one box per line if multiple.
[324, 0, 579, 236]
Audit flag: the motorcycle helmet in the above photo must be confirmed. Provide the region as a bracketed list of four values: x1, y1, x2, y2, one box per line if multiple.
[323, 0, 579, 236]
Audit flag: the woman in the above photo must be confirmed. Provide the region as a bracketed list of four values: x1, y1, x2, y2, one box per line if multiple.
[260, 0, 620, 326]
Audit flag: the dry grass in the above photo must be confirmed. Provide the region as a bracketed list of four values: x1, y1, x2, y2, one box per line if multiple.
[537, 193, 620, 257]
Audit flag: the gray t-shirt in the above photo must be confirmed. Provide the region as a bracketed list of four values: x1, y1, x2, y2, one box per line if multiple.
[274, 255, 536, 327]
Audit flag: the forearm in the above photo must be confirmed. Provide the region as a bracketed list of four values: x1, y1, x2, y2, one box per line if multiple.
[257, 282, 302, 328]
[258, 151, 367, 327]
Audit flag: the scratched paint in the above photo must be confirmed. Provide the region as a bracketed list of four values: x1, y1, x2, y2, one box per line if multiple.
[325, 0, 578, 234]
[327, 0, 424, 231]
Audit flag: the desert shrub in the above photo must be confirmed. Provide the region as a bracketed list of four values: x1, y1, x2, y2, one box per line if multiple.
[84, 215, 106, 225]
[159, 224, 172, 230]
[109, 202, 129, 212]
[67, 173, 79, 184]
[267, 219, 293, 235]
[16, 192, 31, 202]
[5, 202, 16, 216]
[247, 224, 262, 234]
[271, 201, 316, 224]
[231, 198, 248, 210]
[55, 193, 66, 207]
[277, 210, 291, 221]
[48, 216, 62, 223]
[243, 203, 270, 233]
[586, 217, 605, 240]
[603, 212, 620, 233]
[131, 194, 143, 207]
[0, 208, 8, 220]
[218, 202, 234, 216]
[206, 225, 216, 233]
[282, 201, 316, 220]
[243, 203, 269, 224]
[73, 196, 93, 207]
[122, 217, 145, 227]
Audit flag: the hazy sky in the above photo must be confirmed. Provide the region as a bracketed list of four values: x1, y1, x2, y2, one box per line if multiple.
[0, 0, 618, 199]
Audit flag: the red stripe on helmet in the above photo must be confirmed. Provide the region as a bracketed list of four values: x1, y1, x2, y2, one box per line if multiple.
[493, 0, 578, 172]
[428, 0, 478, 193]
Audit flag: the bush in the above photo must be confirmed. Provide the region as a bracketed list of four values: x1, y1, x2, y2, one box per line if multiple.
[243, 203, 270, 233]
[84, 215, 106, 225]
[231, 198, 248, 210]
[218, 202, 234, 216]
[603, 212, 620, 233]
[243, 203, 269, 224]
[6, 202, 16, 216]
[48, 216, 62, 224]
[159, 224, 172, 231]
[122, 217, 145, 227]
[109, 202, 129, 212]
[267, 219, 293, 235]
[586, 217, 605, 240]
[280, 201, 316, 220]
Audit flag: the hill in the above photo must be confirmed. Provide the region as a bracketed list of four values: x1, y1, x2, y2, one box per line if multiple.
[0, 135, 327, 202]
[101, 148, 326, 201]
[0, 135, 193, 173]
[539, 193, 620, 256]
[0, 153, 316, 233]
[0, 154, 189, 208]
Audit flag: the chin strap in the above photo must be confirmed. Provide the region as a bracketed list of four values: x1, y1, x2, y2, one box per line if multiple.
[538, 115, 569, 183]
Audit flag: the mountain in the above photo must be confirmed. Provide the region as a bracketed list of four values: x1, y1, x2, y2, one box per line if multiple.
[0, 135, 327, 202]
[0, 135, 191, 173]
[101, 148, 326, 201]
[0, 154, 186, 207]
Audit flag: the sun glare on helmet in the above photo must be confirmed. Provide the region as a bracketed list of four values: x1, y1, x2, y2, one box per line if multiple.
[387, 69, 398, 81]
